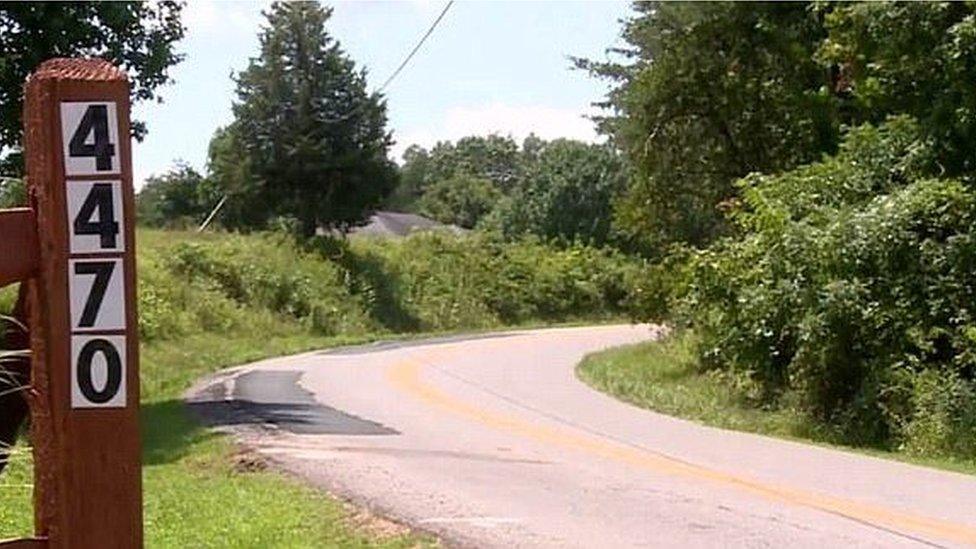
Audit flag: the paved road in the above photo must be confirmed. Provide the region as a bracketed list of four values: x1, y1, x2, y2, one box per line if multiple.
[187, 325, 976, 548]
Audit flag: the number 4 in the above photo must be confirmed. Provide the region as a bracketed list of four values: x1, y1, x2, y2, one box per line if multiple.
[66, 180, 124, 253]
[61, 102, 119, 176]
[69, 105, 115, 171]
[74, 183, 119, 249]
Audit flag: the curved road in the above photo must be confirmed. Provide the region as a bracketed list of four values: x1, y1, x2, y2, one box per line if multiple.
[187, 325, 976, 548]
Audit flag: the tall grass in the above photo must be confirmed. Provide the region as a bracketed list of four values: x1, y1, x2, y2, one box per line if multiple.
[139, 229, 641, 344]
[1, 228, 641, 544]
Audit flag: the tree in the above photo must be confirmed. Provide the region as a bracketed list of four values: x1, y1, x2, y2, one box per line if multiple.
[485, 139, 628, 246]
[0, 1, 185, 168]
[386, 144, 431, 211]
[391, 134, 522, 212]
[206, 124, 267, 232]
[428, 135, 522, 192]
[136, 162, 214, 228]
[227, 2, 396, 237]
[818, 2, 976, 176]
[419, 174, 500, 229]
[579, 2, 839, 254]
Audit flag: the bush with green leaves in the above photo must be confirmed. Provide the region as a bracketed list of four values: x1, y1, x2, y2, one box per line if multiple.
[482, 140, 628, 247]
[346, 231, 640, 331]
[162, 233, 373, 336]
[418, 175, 501, 229]
[676, 117, 976, 456]
[135, 228, 641, 344]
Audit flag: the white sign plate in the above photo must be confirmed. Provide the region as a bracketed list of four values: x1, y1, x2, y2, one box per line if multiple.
[60, 102, 121, 176]
[71, 335, 126, 408]
[69, 258, 125, 332]
[66, 180, 124, 253]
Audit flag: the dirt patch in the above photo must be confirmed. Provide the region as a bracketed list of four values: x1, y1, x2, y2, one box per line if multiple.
[231, 448, 269, 473]
[342, 501, 417, 541]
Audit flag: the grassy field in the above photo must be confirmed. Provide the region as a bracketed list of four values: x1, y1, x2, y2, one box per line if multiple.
[0, 328, 436, 546]
[577, 331, 976, 476]
[2, 227, 635, 545]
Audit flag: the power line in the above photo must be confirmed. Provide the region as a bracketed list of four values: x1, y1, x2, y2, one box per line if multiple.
[322, 0, 454, 123]
[377, 0, 454, 94]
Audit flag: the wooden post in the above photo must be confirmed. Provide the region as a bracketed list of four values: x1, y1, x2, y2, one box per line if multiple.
[23, 58, 142, 548]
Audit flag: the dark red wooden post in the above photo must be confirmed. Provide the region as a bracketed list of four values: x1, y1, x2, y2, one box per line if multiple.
[21, 58, 142, 548]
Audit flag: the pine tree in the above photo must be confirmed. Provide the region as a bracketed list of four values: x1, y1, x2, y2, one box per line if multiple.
[229, 2, 396, 237]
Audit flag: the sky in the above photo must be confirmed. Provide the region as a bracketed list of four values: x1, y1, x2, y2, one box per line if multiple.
[132, 1, 632, 187]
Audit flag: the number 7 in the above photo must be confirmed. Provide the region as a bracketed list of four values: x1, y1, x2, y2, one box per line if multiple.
[74, 261, 115, 328]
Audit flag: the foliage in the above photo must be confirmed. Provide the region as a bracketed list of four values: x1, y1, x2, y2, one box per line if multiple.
[344, 232, 640, 331]
[417, 174, 500, 229]
[391, 135, 521, 215]
[222, 2, 396, 237]
[818, 2, 976, 176]
[580, 2, 839, 254]
[205, 124, 266, 232]
[483, 140, 628, 246]
[394, 135, 630, 244]
[0, 1, 185, 163]
[674, 119, 976, 457]
[0, 177, 25, 208]
[136, 162, 217, 228]
[137, 228, 639, 346]
[579, 332, 976, 474]
[161, 234, 373, 337]
[386, 144, 433, 211]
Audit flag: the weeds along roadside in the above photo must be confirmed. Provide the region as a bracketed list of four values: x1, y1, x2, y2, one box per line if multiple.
[0, 227, 643, 543]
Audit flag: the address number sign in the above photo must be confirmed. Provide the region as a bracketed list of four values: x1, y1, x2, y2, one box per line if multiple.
[61, 102, 128, 408]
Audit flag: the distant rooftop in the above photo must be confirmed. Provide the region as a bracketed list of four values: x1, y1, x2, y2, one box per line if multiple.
[348, 211, 464, 238]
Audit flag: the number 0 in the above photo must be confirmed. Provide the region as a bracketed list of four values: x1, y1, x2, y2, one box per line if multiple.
[76, 338, 123, 405]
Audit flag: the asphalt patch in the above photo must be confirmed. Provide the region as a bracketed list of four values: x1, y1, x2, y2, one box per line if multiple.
[189, 370, 398, 436]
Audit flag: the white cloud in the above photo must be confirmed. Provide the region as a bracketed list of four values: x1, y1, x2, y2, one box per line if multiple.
[391, 102, 602, 161]
[182, 1, 266, 36]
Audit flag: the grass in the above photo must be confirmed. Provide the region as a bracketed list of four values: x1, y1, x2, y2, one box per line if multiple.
[2, 227, 635, 545]
[577, 330, 976, 476]
[1, 329, 436, 547]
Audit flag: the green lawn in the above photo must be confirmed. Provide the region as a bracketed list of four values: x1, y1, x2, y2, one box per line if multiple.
[577, 331, 976, 476]
[1, 331, 434, 547]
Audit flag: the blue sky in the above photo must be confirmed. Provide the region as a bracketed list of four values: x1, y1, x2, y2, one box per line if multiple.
[132, 1, 632, 187]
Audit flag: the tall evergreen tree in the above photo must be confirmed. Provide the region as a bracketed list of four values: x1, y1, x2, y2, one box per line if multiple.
[228, 2, 396, 237]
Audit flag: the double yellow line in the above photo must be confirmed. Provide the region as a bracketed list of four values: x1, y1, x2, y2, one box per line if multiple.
[387, 349, 976, 547]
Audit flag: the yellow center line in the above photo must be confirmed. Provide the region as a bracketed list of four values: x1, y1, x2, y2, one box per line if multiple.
[386, 350, 976, 546]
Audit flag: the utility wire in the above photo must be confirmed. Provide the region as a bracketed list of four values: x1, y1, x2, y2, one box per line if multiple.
[377, 0, 454, 94]
[322, 0, 454, 124]
[199, 0, 455, 232]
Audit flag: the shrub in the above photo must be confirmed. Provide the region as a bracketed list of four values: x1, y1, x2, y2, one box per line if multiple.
[676, 118, 976, 456]
[136, 228, 640, 343]
[349, 232, 639, 331]
[164, 233, 373, 336]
